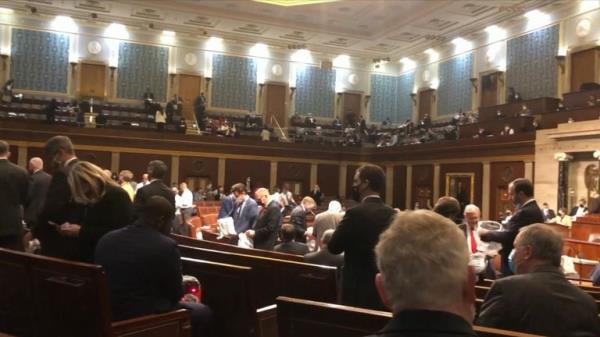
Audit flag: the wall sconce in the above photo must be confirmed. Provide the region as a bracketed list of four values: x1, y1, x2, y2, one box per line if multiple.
[469, 77, 478, 93]
[109, 65, 117, 80]
[289, 86, 296, 98]
[169, 73, 176, 86]
[364, 95, 371, 107]
[555, 55, 566, 74]
[0, 54, 8, 71]
[409, 93, 417, 106]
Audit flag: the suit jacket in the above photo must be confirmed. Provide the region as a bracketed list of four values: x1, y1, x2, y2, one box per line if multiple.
[366, 310, 476, 337]
[303, 248, 344, 268]
[476, 266, 600, 336]
[37, 159, 85, 259]
[95, 222, 182, 321]
[78, 184, 133, 262]
[134, 180, 175, 217]
[274, 241, 309, 255]
[218, 194, 236, 219]
[480, 200, 543, 275]
[233, 197, 258, 234]
[289, 205, 307, 243]
[313, 211, 342, 244]
[328, 197, 395, 310]
[24, 169, 51, 227]
[570, 205, 588, 217]
[253, 200, 282, 250]
[0, 159, 29, 237]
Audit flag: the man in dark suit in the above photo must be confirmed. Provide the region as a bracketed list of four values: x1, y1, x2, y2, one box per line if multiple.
[477, 224, 600, 336]
[304, 229, 343, 267]
[479, 178, 543, 276]
[328, 164, 395, 310]
[0, 140, 29, 251]
[367, 210, 477, 337]
[245, 188, 281, 250]
[218, 184, 238, 220]
[569, 197, 588, 218]
[134, 160, 175, 215]
[274, 224, 309, 255]
[36, 136, 84, 259]
[289, 196, 316, 243]
[95, 196, 212, 337]
[24, 157, 51, 230]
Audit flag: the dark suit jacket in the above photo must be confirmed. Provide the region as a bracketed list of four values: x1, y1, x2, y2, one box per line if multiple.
[303, 248, 344, 267]
[233, 197, 258, 234]
[274, 241, 309, 255]
[95, 222, 182, 321]
[570, 205, 588, 217]
[134, 180, 175, 216]
[253, 200, 282, 250]
[476, 266, 600, 336]
[0, 159, 29, 237]
[78, 184, 133, 262]
[480, 200, 543, 275]
[328, 196, 395, 310]
[24, 169, 51, 227]
[289, 205, 307, 243]
[366, 310, 476, 337]
[37, 159, 85, 259]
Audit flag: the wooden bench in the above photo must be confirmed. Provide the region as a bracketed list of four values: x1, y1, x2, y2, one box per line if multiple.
[173, 234, 305, 262]
[564, 238, 600, 260]
[178, 245, 338, 308]
[275, 296, 544, 337]
[0, 248, 190, 337]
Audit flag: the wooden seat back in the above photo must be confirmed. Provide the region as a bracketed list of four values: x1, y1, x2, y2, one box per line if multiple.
[178, 245, 338, 308]
[563, 238, 600, 260]
[275, 296, 544, 337]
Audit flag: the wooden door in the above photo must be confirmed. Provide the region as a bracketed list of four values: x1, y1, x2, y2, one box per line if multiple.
[571, 48, 598, 92]
[418, 89, 434, 121]
[178, 74, 203, 120]
[79, 63, 106, 98]
[343, 92, 361, 123]
[480, 72, 499, 107]
[265, 83, 286, 127]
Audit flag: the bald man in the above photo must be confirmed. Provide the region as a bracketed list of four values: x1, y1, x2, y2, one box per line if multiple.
[245, 188, 282, 250]
[24, 157, 51, 229]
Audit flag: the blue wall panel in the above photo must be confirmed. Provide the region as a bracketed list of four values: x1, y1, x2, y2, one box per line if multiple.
[295, 66, 335, 118]
[437, 53, 473, 116]
[370, 72, 414, 123]
[117, 42, 169, 102]
[211, 54, 257, 111]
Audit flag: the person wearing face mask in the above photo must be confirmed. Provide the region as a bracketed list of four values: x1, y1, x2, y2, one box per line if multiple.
[244, 188, 282, 250]
[477, 224, 600, 336]
[328, 164, 395, 310]
[479, 178, 544, 277]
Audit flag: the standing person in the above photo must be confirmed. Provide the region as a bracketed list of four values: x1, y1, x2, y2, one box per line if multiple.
[309, 184, 323, 206]
[289, 196, 316, 243]
[45, 98, 58, 124]
[118, 170, 136, 201]
[232, 186, 258, 234]
[2, 79, 14, 103]
[194, 93, 206, 130]
[143, 87, 154, 112]
[479, 178, 544, 276]
[0, 140, 29, 250]
[313, 200, 343, 246]
[24, 157, 51, 230]
[155, 104, 167, 132]
[134, 160, 175, 216]
[61, 161, 132, 262]
[245, 188, 282, 250]
[36, 135, 84, 259]
[328, 164, 395, 310]
[136, 173, 150, 191]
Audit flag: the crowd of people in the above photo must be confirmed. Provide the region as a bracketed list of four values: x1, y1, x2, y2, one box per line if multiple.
[1, 135, 600, 336]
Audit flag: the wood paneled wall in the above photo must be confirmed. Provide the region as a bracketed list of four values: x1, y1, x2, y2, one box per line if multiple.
[77, 150, 112, 170]
[225, 159, 270, 192]
[570, 48, 598, 92]
[120, 152, 172, 185]
[439, 163, 483, 210]
[317, 164, 339, 199]
[393, 165, 407, 209]
[277, 161, 310, 196]
[411, 164, 434, 209]
[8, 145, 18, 164]
[345, 165, 360, 199]
[178, 156, 219, 186]
[489, 161, 525, 220]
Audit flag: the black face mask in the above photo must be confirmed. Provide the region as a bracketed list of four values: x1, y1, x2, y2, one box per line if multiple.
[351, 185, 361, 202]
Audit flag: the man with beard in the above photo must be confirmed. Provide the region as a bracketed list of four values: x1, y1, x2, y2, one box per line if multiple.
[328, 164, 395, 310]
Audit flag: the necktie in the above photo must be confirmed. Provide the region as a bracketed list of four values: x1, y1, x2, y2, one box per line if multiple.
[470, 229, 478, 254]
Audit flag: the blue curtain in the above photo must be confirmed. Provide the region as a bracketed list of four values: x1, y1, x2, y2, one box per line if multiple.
[370, 72, 414, 123]
[10, 28, 69, 93]
[117, 42, 169, 101]
[437, 53, 473, 116]
[295, 66, 335, 118]
[211, 54, 257, 111]
[507, 25, 558, 100]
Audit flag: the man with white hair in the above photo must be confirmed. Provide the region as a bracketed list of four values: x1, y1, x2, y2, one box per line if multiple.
[477, 224, 600, 335]
[367, 210, 477, 337]
[460, 204, 498, 278]
[312, 200, 343, 245]
[24, 157, 51, 229]
[245, 188, 282, 250]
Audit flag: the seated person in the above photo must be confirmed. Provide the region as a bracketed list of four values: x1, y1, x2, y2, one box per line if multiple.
[95, 196, 212, 337]
[473, 127, 492, 138]
[556, 101, 566, 112]
[519, 104, 532, 117]
[476, 224, 600, 336]
[499, 124, 514, 136]
[495, 110, 505, 119]
[507, 86, 521, 103]
[551, 208, 572, 227]
[366, 210, 477, 337]
[304, 229, 343, 267]
[274, 223, 309, 255]
[460, 204, 499, 279]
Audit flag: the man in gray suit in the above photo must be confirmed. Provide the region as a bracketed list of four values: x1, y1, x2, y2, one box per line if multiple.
[0, 140, 29, 251]
[477, 224, 600, 336]
[24, 157, 51, 229]
[304, 229, 343, 267]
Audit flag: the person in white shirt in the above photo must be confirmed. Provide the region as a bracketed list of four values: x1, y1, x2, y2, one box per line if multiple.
[136, 173, 150, 191]
[460, 204, 499, 278]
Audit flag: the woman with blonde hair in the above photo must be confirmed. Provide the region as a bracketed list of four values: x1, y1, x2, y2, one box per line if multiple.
[60, 161, 133, 262]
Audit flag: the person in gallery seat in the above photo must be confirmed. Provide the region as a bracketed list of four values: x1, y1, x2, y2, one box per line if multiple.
[366, 210, 477, 337]
[506, 87, 521, 103]
[476, 224, 600, 336]
[95, 196, 213, 337]
[328, 164, 395, 310]
[143, 87, 154, 112]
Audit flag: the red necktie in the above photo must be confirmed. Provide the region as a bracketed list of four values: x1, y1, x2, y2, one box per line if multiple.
[470, 229, 478, 254]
